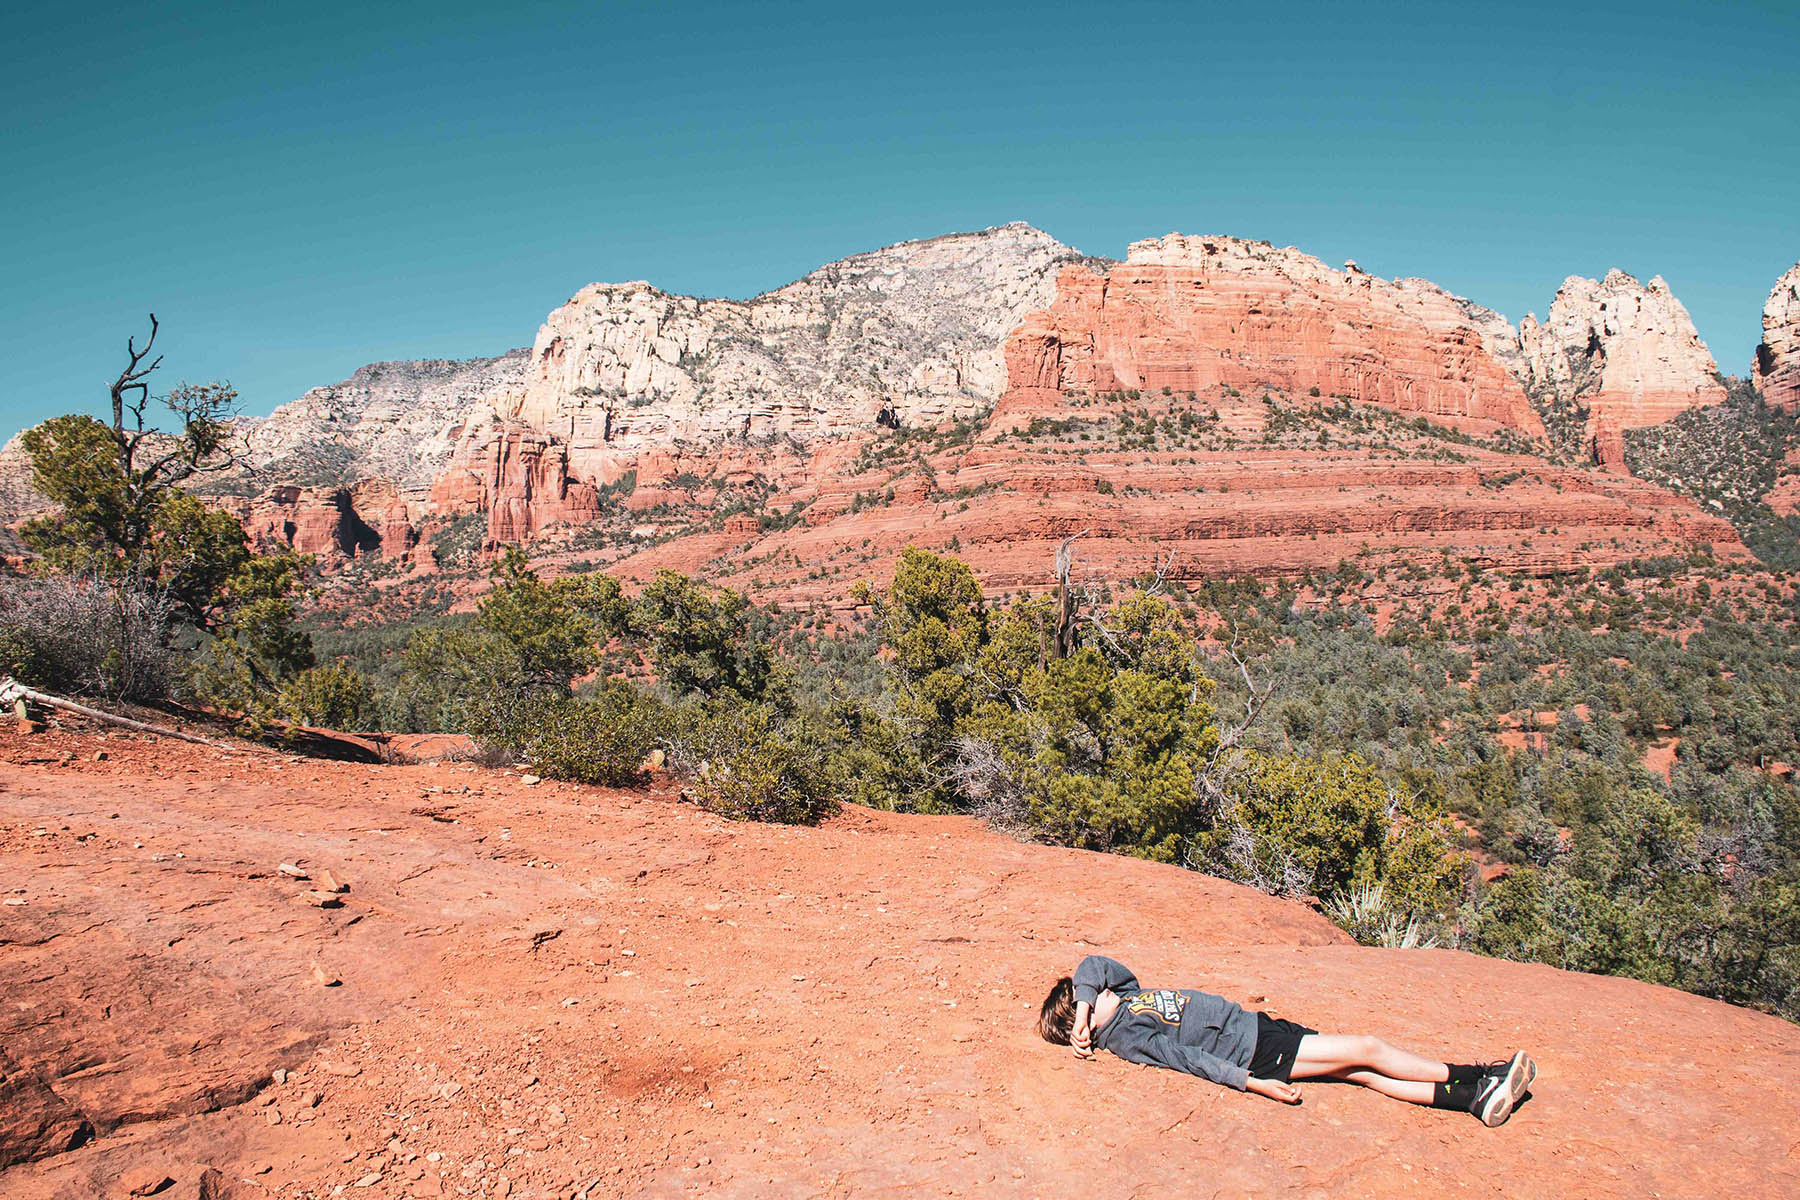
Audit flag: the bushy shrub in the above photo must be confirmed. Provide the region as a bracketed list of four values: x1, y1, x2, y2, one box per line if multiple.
[672, 701, 836, 824]
[1197, 751, 1460, 911]
[0, 570, 180, 701]
[188, 553, 316, 732]
[483, 683, 665, 787]
[276, 662, 372, 729]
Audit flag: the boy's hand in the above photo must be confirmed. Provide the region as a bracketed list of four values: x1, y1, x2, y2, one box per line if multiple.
[1246, 1077, 1302, 1104]
[1071, 1000, 1093, 1058]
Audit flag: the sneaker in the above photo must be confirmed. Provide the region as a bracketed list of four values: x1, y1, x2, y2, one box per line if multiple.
[1479, 1050, 1533, 1126]
[1470, 1069, 1515, 1127]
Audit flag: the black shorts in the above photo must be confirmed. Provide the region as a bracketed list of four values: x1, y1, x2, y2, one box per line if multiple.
[1247, 1012, 1317, 1083]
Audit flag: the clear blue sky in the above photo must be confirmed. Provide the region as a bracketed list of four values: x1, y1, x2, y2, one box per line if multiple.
[3, 0, 1795, 440]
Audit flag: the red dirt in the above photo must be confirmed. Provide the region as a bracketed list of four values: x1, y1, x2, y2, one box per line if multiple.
[4, 725, 1798, 1199]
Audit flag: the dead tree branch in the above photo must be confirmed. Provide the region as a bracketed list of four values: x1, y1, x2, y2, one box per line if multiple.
[0, 676, 268, 752]
[1194, 623, 1278, 815]
[109, 313, 162, 438]
[1052, 529, 1088, 660]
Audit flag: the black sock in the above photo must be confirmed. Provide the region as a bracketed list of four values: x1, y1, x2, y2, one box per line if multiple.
[1444, 1063, 1488, 1084]
[1431, 1082, 1480, 1111]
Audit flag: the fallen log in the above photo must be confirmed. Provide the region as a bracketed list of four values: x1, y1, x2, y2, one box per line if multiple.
[0, 677, 263, 753]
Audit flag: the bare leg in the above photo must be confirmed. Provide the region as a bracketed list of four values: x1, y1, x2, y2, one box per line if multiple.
[1289, 1034, 1450, 1083]
[1323, 1068, 1437, 1106]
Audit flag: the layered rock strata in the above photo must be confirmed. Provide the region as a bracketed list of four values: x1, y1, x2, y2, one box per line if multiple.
[501, 223, 1084, 483]
[1512, 271, 1725, 464]
[428, 415, 602, 544]
[1755, 263, 1800, 410]
[996, 234, 1548, 438]
[233, 351, 528, 489]
[219, 481, 421, 561]
[0, 226, 1763, 580]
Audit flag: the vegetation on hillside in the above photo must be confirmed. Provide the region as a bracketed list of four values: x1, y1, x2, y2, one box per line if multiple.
[5, 324, 1798, 1024]
[1625, 380, 1800, 568]
[0, 317, 324, 729]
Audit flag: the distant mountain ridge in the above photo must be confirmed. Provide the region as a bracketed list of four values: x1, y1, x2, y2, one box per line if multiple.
[4, 225, 1795, 588]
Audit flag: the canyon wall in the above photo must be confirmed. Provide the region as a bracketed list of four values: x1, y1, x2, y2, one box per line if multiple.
[1756, 262, 1800, 410]
[1512, 271, 1725, 464]
[996, 234, 1548, 437]
[235, 351, 528, 489]
[2, 225, 1775, 581]
[497, 223, 1084, 484]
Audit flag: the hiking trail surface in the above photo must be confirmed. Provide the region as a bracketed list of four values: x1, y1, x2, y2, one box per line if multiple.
[2, 725, 1795, 1199]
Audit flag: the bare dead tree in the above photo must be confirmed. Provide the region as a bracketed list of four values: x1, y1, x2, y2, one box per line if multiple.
[1051, 530, 1087, 660]
[1194, 621, 1279, 817]
[105, 314, 246, 490]
[1063, 541, 1182, 665]
[109, 313, 164, 435]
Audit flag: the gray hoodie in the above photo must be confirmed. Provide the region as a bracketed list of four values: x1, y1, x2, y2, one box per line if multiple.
[1073, 955, 1257, 1090]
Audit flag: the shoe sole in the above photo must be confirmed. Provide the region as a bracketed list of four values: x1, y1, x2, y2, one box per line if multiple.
[1479, 1051, 1530, 1127]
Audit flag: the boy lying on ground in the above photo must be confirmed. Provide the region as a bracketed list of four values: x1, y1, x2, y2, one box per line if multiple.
[1039, 955, 1536, 1127]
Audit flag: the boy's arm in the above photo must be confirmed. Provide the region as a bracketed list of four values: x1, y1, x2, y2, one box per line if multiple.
[1072, 956, 1139, 1006]
[1108, 1026, 1250, 1091]
[1071, 1000, 1094, 1057]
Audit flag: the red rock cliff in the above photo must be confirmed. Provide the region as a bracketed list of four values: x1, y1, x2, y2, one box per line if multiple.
[430, 419, 602, 547]
[997, 234, 1547, 439]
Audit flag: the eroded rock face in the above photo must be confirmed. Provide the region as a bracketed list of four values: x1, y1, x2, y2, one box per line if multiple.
[0, 226, 1760, 579]
[1755, 263, 1800, 410]
[1514, 270, 1725, 464]
[218, 477, 435, 562]
[996, 234, 1548, 438]
[502, 223, 1084, 485]
[231, 352, 528, 490]
[429, 414, 601, 545]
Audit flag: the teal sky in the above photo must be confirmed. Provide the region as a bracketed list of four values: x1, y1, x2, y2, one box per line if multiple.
[3, 1, 1795, 440]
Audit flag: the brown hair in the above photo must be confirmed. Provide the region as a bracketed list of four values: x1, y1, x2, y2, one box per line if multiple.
[1038, 976, 1075, 1044]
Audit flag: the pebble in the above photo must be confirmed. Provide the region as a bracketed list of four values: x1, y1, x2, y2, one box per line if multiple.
[354, 1172, 383, 1187]
[520, 775, 542, 786]
[119, 1166, 173, 1196]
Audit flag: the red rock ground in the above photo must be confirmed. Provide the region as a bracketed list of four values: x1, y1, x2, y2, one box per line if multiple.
[4, 725, 1798, 1199]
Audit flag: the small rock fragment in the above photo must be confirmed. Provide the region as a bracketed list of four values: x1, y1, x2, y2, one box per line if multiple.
[119, 1165, 175, 1196]
[520, 774, 541, 786]
[318, 869, 349, 894]
[354, 1172, 383, 1187]
[272, 1068, 287, 1084]
[92, 749, 109, 761]
[311, 961, 342, 987]
[278, 863, 309, 879]
[300, 890, 344, 908]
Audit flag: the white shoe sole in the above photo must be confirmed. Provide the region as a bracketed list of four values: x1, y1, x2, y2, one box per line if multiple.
[1479, 1051, 1530, 1127]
